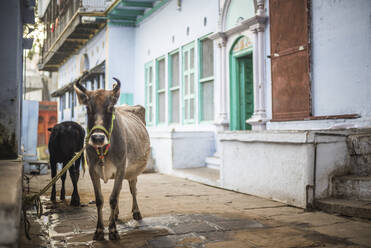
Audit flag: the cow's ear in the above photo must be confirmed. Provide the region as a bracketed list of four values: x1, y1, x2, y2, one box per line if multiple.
[111, 77, 121, 105]
[74, 82, 89, 105]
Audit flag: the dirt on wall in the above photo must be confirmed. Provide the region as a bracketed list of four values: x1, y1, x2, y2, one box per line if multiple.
[0, 123, 17, 159]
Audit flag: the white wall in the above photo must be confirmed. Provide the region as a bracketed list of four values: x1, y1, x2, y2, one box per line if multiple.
[58, 28, 106, 87]
[149, 131, 215, 172]
[311, 0, 371, 119]
[220, 131, 315, 208]
[57, 28, 106, 123]
[219, 130, 352, 208]
[106, 25, 135, 93]
[134, 0, 219, 120]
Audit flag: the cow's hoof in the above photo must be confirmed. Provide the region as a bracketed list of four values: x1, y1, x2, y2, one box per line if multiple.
[133, 211, 142, 221]
[93, 230, 105, 241]
[50, 197, 56, 203]
[109, 230, 120, 240]
[70, 201, 80, 207]
[70, 198, 80, 207]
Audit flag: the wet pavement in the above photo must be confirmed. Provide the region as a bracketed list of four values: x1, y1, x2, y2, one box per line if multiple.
[20, 172, 371, 248]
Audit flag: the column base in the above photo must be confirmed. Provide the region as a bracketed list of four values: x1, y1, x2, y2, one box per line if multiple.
[214, 114, 229, 131]
[246, 112, 268, 130]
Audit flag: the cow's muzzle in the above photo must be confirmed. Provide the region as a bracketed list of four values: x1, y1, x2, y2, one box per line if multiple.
[89, 132, 108, 148]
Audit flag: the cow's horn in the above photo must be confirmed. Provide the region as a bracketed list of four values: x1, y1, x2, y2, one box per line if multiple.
[75, 72, 88, 93]
[112, 77, 121, 92]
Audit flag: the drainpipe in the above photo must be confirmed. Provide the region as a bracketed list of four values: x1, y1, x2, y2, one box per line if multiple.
[306, 139, 317, 210]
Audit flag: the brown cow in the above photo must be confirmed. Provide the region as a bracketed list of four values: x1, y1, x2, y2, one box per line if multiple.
[74, 78, 150, 240]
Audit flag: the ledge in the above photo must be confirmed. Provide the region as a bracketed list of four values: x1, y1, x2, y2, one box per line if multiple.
[219, 130, 349, 144]
[148, 130, 214, 139]
[0, 160, 23, 246]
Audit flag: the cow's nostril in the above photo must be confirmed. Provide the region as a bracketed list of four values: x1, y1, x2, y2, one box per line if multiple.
[91, 134, 105, 144]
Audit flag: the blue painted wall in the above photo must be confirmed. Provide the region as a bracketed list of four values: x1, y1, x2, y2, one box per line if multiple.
[0, 1, 23, 158]
[107, 25, 135, 98]
[21, 100, 39, 161]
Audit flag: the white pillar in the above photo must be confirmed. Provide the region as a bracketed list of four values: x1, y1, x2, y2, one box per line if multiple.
[246, 26, 268, 130]
[257, 26, 266, 114]
[215, 34, 229, 130]
[208, 32, 228, 161]
[252, 29, 259, 114]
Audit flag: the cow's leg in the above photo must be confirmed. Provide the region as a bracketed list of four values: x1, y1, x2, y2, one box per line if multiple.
[60, 162, 67, 201]
[129, 178, 142, 220]
[108, 173, 124, 240]
[69, 158, 80, 207]
[114, 197, 119, 221]
[90, 169, 105, 241]
[50, 156, 57, 203]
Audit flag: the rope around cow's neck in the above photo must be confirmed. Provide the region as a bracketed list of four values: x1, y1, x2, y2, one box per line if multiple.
[22, 112, 115, 239]
[86, 112, 115, 163]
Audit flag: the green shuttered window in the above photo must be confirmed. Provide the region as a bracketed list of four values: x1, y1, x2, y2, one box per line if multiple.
[168, 50, 180, 123]
[156, 57, 166, 124]
[182, 42, 196, 123]
[145, 62, 154, 125]
[199, 37, 214, 122]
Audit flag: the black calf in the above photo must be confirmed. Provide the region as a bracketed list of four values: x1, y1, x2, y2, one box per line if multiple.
[48, 121, 85, 206]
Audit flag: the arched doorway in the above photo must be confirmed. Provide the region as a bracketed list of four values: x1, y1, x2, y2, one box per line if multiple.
[229, 36, 254, 130]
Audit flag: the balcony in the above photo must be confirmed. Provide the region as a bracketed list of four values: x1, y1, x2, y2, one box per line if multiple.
[39, 0, 108, 71]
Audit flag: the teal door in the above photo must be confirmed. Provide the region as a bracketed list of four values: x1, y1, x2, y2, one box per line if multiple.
[230, 53, 254, 130]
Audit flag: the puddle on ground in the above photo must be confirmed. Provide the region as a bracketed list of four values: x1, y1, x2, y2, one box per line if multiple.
[25, 196, 264, 247]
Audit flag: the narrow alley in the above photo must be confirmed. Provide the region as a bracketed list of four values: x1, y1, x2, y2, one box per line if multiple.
[20, 172, 371, 248]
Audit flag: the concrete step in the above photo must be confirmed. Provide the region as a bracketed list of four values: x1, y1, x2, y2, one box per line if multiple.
[205, 156, 220, 170]
[347, 133, 371, 176]
[316, 198, 371, 220]
[333, 175, 371, 201]
[0, 160, 23, 247]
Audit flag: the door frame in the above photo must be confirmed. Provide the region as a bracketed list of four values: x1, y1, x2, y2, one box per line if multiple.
[229, 36, 254, 130]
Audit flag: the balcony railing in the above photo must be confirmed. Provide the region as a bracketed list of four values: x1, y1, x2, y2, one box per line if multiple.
[40, 0, 107, 70]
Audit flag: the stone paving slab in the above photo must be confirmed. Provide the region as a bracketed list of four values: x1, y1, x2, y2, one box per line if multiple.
[19, 172, 371, 248]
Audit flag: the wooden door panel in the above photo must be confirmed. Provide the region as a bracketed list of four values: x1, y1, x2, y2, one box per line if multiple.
[270, 0, 311, 121]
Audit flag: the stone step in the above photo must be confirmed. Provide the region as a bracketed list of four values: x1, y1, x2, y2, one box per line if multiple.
[205, 156, 220, 170]
[333, 175, 371, 201]
[316, 198, 371, 220]
[347, 133, 371, 156]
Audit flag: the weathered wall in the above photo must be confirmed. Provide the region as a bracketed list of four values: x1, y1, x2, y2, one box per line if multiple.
[220, 131, 315, 208]
[0, 0, 23, 159]
[311, 0, 371, 119]
[219, 131, 352, 208]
